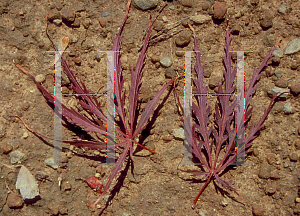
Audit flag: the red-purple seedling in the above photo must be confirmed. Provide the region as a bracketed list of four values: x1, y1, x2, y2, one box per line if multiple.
[180, 23, 282, 209]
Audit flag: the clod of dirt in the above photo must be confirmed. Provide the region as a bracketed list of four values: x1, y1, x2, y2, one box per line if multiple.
[16, 166, 40, 200]
[252, 204, 265, 216]
[212, 2, 227, 19]
[258, 160, 271, 179]
[6, 192, 24, 209]
[175, 30, 191, 47]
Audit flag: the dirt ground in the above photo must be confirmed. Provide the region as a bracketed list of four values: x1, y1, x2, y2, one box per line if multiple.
[0, 0, 300, 215]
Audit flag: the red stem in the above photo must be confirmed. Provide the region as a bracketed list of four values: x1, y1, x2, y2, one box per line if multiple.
[191, 172, 213, 209]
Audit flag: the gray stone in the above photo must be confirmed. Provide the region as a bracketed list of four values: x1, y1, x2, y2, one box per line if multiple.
[134, 0, 158, 11]
[160, 57, 172, 67]
[284, 38, 300, 55]
[45, 157, 58, 169]
[10, 151, 26, 164]
[272, 47, 283, 58]
[16, 166, 39, 200]
[267, 87, 289, 98]
[283, 103, 292, 114]
[278, 4, 287, 14]
[101, 12, 109, 17]
[172, 128, 184, 140]
[190, 14, 211, 24]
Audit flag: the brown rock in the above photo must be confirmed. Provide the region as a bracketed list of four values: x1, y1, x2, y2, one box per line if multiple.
[175, 30, 191, 47]
[61, 7, 75, 23]
[258, 160, 271, 179]
[48, 8, 61, 22]
[209, 76, 221, 89]
[290, 152, 298, 162]
[265, 181, 277, 195]
[182, 0, 193, 7]
[212, 2, 227, 19]
[74, 57, 81, 65]
[165, 68, 177, 79]
[153, 21, 163, 31]
[59, 207, 68, 215]
[275, 79, 288, 88]
[62, 181, 71, 191]
[99, 18, 106, 28]
[290, 84, 300, 95]
[71, 18, 80, 27]
[7, 192, 24, 208]
[252, 204, 265, 216]
[1, 143, 13, 154]
[260, 11, 273, 29]
[295, 139, 300, 149]
[48, 205, 59, 215]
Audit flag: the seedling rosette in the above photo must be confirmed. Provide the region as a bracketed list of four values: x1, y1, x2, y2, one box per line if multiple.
[14, 0, 179, 207]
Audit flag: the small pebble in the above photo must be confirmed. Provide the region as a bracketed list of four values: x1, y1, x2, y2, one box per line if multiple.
[290, 152, 298, 162]
[190, 14, 211, 24]
[267, 86, 289, 98]
[53, 19, 62, 26]
[99, 19, 106, 28]
[133, 0, 158, 11]
[165, 67, 177, 79]
[260, 11, 273, 29]
[182, 0, 193, 7]
[160, 57, 172, 68]
[45, 157, 58, 169]
[74, 57, 81, 65]
[258, 161, 271, 179]
[278, 4, 287, 14]
[62, 181, 71, 191]
[7, 192, 24, 208]
[212, 2, 227, 19]
[35, 74, 46, 83]
[274, 79, 287, 88]
[101, 12, 109, 17]
[283, 102, 292, 114]
[1, 143, 13, 154]
[48, 205, 59, 216]
[291, 61, 298, 70]
[284, 38, 300, 55]
[59, 207, 68, 215]
[290, 84, 300, 95]
[61, 7, 75, 23]
[10, 150, 26, 164]
[175, 30, 191, 47]
[252, 204, 265, 216]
